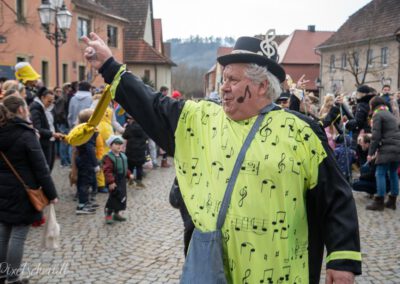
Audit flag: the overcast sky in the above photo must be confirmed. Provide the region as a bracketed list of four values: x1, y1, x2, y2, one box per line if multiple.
[153, 0, 371, 40]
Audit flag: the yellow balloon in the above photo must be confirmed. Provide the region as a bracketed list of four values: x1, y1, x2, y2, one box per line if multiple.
[63, 85, 112, 146]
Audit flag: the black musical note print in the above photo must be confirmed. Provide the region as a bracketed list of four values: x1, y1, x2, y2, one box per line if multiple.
[240, 242, 255, 261]
[212, 126, 217, 139]
[238, 186, 248, 207]
[242, 268, 251, 284]
[271, 211, 287, 241]
[225, 147, 234, 159]
[289, 157, 301, 175]
[260, 268, 273, 284]
[240, 160, 260, 175]
[211, 161, 224, 179]
[201, 111, 210, 125]
[186, 127, 195, 138]
[278, 153, 286, 174]
[271, 135, 279, 146]
[229, 259, 236, 272]
[260, 179, 277, 198]
[223, 230, 230, 244]
[259, 117, 273, 142]
[280, 117, 296, 138]
[278, 266, 291, 283]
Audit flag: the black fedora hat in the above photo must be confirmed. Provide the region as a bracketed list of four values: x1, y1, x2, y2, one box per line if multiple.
[217, 33, 286, 82]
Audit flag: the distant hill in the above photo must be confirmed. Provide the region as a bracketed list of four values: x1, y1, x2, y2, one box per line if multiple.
[168, 36, 235, 70]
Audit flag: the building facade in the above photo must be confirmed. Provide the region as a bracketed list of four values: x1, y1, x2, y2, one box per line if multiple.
[317, 0, 400, 95]
[0, 0, 127, 88]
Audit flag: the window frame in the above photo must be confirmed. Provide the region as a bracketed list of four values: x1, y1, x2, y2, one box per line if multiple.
[77, 17, 91, 39]
[107, 25, 118, 48]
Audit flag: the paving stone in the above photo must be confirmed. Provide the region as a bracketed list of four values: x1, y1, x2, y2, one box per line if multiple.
[19, 160, 400, 283]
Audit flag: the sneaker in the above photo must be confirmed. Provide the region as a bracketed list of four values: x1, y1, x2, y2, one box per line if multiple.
[105, 215, 113, 224]
[98, 187, 109, 193]
[76, 205, 96, 215]
[135, 181, 146, 189]
[113, 214, 127, 222]
[87, 202, 100, 209]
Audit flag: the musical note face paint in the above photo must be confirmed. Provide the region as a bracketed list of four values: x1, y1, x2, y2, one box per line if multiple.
[236, 85, 252, 104]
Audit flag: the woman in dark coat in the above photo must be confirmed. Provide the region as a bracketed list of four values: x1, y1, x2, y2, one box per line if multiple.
[122, 115, 148, 187]
[0, 95, 58, 284]
[29, 87, 63, 170]
[366, 96, 400, 211]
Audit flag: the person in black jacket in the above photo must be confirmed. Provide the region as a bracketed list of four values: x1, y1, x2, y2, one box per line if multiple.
[366, 96, 400, 211]
[82, 33, 361, 283]
[343, 85, 375, 151]
[29, 88, 64, 170]
[0, 95, 58, 284]
[123, 115, 148, 188]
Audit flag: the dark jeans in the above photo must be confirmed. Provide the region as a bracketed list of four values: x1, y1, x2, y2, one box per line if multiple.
[57, 123, 71, 166]
[128, 161, 144, 181]
[0, 223, 30, 282]
[77, 166, 97, 205]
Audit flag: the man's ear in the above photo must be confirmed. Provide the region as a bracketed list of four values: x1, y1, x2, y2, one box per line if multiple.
[258, 79, 269, 97]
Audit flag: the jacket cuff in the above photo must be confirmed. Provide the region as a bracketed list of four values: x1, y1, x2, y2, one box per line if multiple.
[326, 251, 362, 275]
[326, 259, 362, 275]
[99, 57, 122, 84]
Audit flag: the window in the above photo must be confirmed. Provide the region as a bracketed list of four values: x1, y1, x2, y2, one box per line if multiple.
[41, 61, 49, 87]
[16, 56, 26, 63]
[62, 63, 68, 83]
[107, 25, 118, 47]
[16, 0, 25, 22]
[341, 53, 347, 68]
[367, 49, 373, 67]
[144, 69, 150, 80]
[353, 52, 359, 69]
[78, 66, 86, 81]
[381, 47, 388, 66]
[77, 17, 91, 38]
[329, 55, 335, 72]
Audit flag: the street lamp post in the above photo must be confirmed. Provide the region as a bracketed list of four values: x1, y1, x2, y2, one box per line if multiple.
[38, 0, 72, 87]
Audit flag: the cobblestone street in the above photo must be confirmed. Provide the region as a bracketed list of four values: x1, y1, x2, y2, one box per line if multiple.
[21, 161, 400, 283]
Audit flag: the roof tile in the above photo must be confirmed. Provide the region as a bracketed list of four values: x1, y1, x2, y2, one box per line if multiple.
[319, 0, 400, 48]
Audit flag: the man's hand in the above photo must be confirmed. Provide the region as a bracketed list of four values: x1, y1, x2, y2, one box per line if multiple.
[326, 269, 355, 284]
[296, 74, 310, 89]
[81, 32, 113, 70]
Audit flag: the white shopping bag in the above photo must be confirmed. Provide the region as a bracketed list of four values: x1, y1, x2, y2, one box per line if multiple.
[42, 204, 60, 249]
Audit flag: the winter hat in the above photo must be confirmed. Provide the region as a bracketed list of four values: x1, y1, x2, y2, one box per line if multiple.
[106, 135, 124, 147]
[356, 85, 371, 94]
[172, 90, 182, 99]
[15, 62, 41, 84]
[276, 91, 290, 103]
[217, 30, 286, 82]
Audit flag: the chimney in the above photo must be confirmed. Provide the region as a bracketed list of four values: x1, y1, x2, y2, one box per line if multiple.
[308, 25, 316, 32]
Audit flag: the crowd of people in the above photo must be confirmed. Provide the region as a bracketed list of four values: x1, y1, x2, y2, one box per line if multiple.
[275, 82, 400, 211]
[0, 61, 177, 283]
[0, 30, 398, 283]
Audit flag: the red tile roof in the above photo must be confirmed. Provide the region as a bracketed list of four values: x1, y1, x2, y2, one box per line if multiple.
[72, 0, 128, 22]
[97, 0, 150, 40]
[279, 30, 334, 64]
[124, 39, 176, 66]
[217, 47, 233, 57]
[282, 64, 320, 91]
[319, 0, 400, 48]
